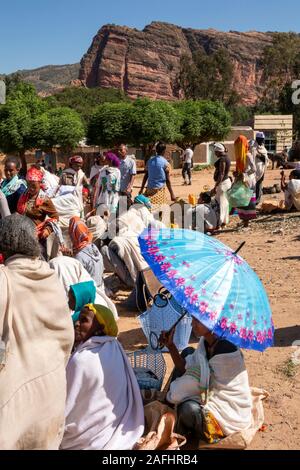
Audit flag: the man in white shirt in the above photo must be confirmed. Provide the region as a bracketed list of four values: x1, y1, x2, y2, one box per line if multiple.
[118, 144, 137, 198]
[182, 145, 194, 186]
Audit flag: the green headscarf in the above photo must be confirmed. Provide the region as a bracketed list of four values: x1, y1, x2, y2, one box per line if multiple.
[70, 281, 96, 322]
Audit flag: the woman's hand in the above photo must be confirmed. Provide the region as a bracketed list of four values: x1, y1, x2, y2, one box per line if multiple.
[40, 228, 50, 240]
[61, 246, 73, 257]
[159, 327, 176, 349]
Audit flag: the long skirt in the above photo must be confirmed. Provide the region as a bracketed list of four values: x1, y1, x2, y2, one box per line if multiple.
[144, 186, 168, 209]
[238, 192, 257, 221]
[215, 179, 232, 226]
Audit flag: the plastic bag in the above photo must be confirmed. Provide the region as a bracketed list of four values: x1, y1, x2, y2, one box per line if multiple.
[227, 180, 252, 208]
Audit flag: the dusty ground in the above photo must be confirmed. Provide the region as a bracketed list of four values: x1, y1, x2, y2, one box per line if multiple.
[111, 167, 300, 450]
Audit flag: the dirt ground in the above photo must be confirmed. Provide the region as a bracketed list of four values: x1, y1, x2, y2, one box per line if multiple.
[112, 167, 300, 450]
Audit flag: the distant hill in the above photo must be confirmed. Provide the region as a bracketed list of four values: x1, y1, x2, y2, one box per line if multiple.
[7, 63, 80, 95]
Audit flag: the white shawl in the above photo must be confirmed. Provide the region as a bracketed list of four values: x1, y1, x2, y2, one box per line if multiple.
[285, 179, 300, 211]
[107, 206, 164, 281]
[60, 336, 144, 450]
[185, 338, 253, 436]
[49, 256, 118, 320]
[0, 256, 74, 449]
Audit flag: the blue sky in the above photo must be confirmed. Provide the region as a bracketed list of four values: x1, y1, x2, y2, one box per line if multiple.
[0, 0, 299, 74]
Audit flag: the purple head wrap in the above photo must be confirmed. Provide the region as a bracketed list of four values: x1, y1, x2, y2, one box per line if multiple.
[105, 152, 120, 168]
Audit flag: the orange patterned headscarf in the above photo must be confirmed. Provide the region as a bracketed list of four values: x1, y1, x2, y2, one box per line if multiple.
[235, 135, 249, 175]
[69, 216, 93, 252]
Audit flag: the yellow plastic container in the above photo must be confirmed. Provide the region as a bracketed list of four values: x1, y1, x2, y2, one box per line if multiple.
[188, 194, 197, 206]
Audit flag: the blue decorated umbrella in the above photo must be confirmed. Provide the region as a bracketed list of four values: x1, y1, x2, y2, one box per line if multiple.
[138, 228, 274, 352]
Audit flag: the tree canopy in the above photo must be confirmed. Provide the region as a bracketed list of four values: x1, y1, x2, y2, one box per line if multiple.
[87, 102, 133, 148]
[0, 83, 84, 158]
[0, 83, 47, 156]
[46, 86, 129, 125]
[174, 100, 231, 148]
[87, 98, 231, 152]
[130, 98, 182, 147]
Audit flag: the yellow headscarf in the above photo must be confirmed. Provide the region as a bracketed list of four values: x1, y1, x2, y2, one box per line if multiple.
[235, 135, 249, 175]
[86, 304, 118, 337]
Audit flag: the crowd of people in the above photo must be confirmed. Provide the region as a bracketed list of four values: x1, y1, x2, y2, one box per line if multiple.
[0, 134, 298, 450]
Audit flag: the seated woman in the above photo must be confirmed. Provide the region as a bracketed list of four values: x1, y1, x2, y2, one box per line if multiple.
[68, 281, 96, 322]
[187, 192, 220, 234]
[281, 170, 300, 211]
[161, 316, 252, 444]
[0, 156, 27, 213]
[60, 304, 144, 450]
[17, 166, 59, 241]
[102, 195, 164, 288]
[68, 216, 104, 289]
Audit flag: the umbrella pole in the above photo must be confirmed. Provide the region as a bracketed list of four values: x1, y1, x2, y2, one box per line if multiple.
[233, 241, 246, 256]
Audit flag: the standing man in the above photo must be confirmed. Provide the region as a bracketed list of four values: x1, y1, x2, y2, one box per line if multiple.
[182, 145, 194, 186]
[117, 144, 137, 204]
[252, 132, 269, 205]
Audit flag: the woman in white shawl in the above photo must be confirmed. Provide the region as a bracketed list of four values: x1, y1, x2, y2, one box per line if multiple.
[60, 304, 144, 450]
[281, 169, 300, 211]
[162, 316, 252, 444]
[0, 214, 74, 450]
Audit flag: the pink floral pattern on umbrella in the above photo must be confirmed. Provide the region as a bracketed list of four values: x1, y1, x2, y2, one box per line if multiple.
[147, 247, 160, 255]
[154, 255, 166, 263]
[182, 261, 191, 268]
[175, 278, 185, 287]
[240, 328, 248, 340]
[161, 262, 172, 272]
[220, 318, 228, 330]
[200, 302, 209, 314]
[185, 286, 195, 298]
[167, 270, 178, 279]
[230, 323, 238, 335]
[247, 330, 254, 342]
[191, 294, 199, 305]
[267, 328, 273, 339]
[209, 311, 218, 321]
[256, 331, 266, 344]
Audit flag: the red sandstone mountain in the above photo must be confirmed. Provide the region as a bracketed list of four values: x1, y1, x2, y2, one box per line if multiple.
[79, 22, 273, 105]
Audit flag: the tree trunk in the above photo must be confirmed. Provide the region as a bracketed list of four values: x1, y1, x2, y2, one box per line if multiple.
[19, 149, 27, 176]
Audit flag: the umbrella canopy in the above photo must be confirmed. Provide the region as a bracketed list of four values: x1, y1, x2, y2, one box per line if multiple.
[139, 228, 274, 352]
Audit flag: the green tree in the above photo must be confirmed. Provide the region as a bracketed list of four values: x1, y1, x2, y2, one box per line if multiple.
[0, 72, 23, 96]
[174, 100, 231, 149]
[178, 48, 237, 104]
[87, 102, 133, 148]
[278, 83, 300, 138]
[130, 99, 182, 156]
[46, 87, 129, 125]
[260, 33, 300, 111]
[0, 83, 47, 169]
[42, 107, 85, 151]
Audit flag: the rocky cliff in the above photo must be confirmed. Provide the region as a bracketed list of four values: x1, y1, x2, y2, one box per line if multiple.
[79, 22, 273, 105]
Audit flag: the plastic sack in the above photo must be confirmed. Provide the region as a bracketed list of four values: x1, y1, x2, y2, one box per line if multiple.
[227, 181, 252, 208]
